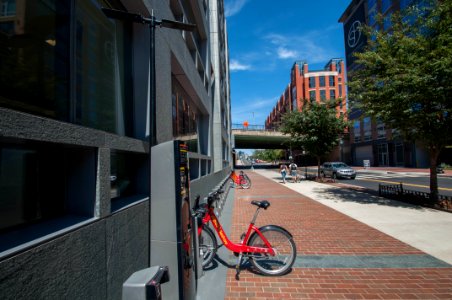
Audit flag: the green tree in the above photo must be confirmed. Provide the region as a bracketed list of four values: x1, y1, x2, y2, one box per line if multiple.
[348, 0, 452, 200]
[279, 100, 349, 177]
[252, 149, 284, 162]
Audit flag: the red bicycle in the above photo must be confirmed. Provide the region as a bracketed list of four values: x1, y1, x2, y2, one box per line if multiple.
[230, 170, 251, 189]
[193, 191, 296, 279]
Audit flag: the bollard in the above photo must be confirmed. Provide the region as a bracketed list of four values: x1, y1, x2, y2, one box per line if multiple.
[122, 266, 170, 300]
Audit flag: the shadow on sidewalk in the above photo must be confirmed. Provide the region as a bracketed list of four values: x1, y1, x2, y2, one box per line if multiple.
[310, 184, 430, 211]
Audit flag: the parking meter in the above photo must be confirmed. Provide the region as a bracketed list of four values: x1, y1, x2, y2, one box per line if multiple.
[122, 266, 170, 300]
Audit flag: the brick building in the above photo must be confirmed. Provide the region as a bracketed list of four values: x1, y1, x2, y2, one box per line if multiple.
[266, 59, 347, 130]
[265, 59, 349, 163]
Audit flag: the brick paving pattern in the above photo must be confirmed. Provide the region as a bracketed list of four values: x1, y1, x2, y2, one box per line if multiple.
[224, 171, 452, 299]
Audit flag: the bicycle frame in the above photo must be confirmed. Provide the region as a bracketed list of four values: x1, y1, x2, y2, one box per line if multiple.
[199, 205, 275, 255]
[230, 171, 247, 185]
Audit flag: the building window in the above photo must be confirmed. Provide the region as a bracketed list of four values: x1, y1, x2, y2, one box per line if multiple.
[320, 90, 326, 100]
[369, 7, 377, 25]
[381, 0, 392, 13]
[363, 117, 372, 141]
[309, 90, 316, 101]
[353, 120, 361, 143]
[377, 119, 386, 139]
[172, 77, 198, 153]
[309, 77, 316, 88]
[0, 139, 96, 236]
[110, 150, 148, 212]
[330, 90, 336, 99]
[319, 76, 325, 87]
[383, 13, 392, 30]
[0, 0, 15, 16]
[400, 0, 414, 10]
[0, 0, 134, 137]
[368, 0, 377, 10]
[339, 84, 343, 97]
[329, 76, 335, 86]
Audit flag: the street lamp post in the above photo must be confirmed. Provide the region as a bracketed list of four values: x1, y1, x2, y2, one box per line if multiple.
[101, 7, 196, 146]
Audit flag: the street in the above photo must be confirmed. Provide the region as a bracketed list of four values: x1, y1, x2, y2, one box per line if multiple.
[304, 167, 452, 197]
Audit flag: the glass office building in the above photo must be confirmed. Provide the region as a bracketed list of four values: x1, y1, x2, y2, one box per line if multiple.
[339, 0, 431, 167]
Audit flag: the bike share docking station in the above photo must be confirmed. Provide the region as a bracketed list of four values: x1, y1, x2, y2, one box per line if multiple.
[150, 140, 234, 299]
[151, 140, 196, 300]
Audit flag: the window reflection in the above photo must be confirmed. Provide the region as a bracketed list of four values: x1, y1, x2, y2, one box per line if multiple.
[172, 77, 198, 153]
[75, 0, 131, 135]
[0, 0, 133, 137]
[0, 0, 71, 119]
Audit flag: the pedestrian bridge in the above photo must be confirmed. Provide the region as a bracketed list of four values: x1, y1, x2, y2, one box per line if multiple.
[232, 124, 289, 149]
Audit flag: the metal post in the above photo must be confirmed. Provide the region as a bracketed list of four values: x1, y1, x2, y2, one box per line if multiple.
[150, 13, 157, 146]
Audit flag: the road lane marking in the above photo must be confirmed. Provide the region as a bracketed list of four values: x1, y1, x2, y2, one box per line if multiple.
[358, 178, 452, 192]
[303, 170, 452, 191]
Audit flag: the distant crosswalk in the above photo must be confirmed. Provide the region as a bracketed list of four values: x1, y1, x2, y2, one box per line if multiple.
[356, 172, 428, 180]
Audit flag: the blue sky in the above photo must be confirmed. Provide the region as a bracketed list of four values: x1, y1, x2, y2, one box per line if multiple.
[225, 0, 352, 126]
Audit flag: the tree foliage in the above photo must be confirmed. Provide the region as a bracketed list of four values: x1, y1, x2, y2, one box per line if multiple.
[252, 149, 284, 162]
[348, 0, 452, 199]
[279, 100, 349, 176]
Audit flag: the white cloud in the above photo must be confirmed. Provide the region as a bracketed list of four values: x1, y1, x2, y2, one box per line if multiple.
[229, 59, 251, 71]
[225, 0, 250, 17]
[232, 97, 278, 124]
[277, 47, 298, 59]
[264, 31, 335, 64]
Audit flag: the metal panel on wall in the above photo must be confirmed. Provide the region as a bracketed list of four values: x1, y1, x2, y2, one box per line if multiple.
[343, 1, 367, 70]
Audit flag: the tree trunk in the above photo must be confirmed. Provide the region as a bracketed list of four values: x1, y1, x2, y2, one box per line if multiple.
[317, 156, 321, 178]
[429, 148, 440, 202]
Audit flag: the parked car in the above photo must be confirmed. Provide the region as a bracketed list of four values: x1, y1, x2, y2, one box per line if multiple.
[321, 162, 356, 179]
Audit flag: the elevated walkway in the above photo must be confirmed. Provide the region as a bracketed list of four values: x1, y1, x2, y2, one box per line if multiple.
[232, 124, 289, 149]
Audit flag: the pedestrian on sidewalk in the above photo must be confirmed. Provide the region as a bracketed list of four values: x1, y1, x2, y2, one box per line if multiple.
[289, 161, 298, 183]
[280, 163, 288, 184]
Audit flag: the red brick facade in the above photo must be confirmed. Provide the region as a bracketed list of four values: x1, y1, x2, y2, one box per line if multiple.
[265, 59, 347, 130]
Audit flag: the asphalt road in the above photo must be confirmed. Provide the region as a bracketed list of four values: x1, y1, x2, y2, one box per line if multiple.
[304, 167, 452, 197]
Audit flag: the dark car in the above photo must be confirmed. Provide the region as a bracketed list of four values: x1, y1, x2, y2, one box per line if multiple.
[321, 162, 356, 179]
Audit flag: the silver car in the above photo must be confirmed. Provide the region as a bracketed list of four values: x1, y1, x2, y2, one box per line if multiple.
[321, 162, 356, 179]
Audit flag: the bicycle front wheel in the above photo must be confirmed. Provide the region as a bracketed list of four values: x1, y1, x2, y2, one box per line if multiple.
[240, 175, 251, 189]
[199, 226, 217, 268]
[247, 225, 296, 276]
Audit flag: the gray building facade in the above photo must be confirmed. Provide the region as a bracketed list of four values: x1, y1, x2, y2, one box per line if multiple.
[0, 0, 231, 299]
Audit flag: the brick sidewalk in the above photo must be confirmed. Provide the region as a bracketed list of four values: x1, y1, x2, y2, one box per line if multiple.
[224, 171, 452, 299]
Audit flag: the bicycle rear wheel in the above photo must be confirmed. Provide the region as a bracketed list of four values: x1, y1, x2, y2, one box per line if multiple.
[247, 225, 296, 276]
[199, 226, 217, 268]
[240, 175, 251, 189]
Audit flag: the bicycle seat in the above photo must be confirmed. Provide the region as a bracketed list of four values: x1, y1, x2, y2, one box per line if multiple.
[251, 200, 270, 209]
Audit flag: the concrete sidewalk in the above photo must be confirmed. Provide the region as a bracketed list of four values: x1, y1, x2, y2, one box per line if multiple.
[214, 170, 452, 299]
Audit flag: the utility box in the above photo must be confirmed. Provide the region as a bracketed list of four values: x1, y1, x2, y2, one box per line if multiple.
[122, 266, 170, 300]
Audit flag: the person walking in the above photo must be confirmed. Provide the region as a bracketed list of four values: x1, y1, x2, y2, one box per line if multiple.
[280, 163, 288, 184]
[289, 161, 298, 183]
